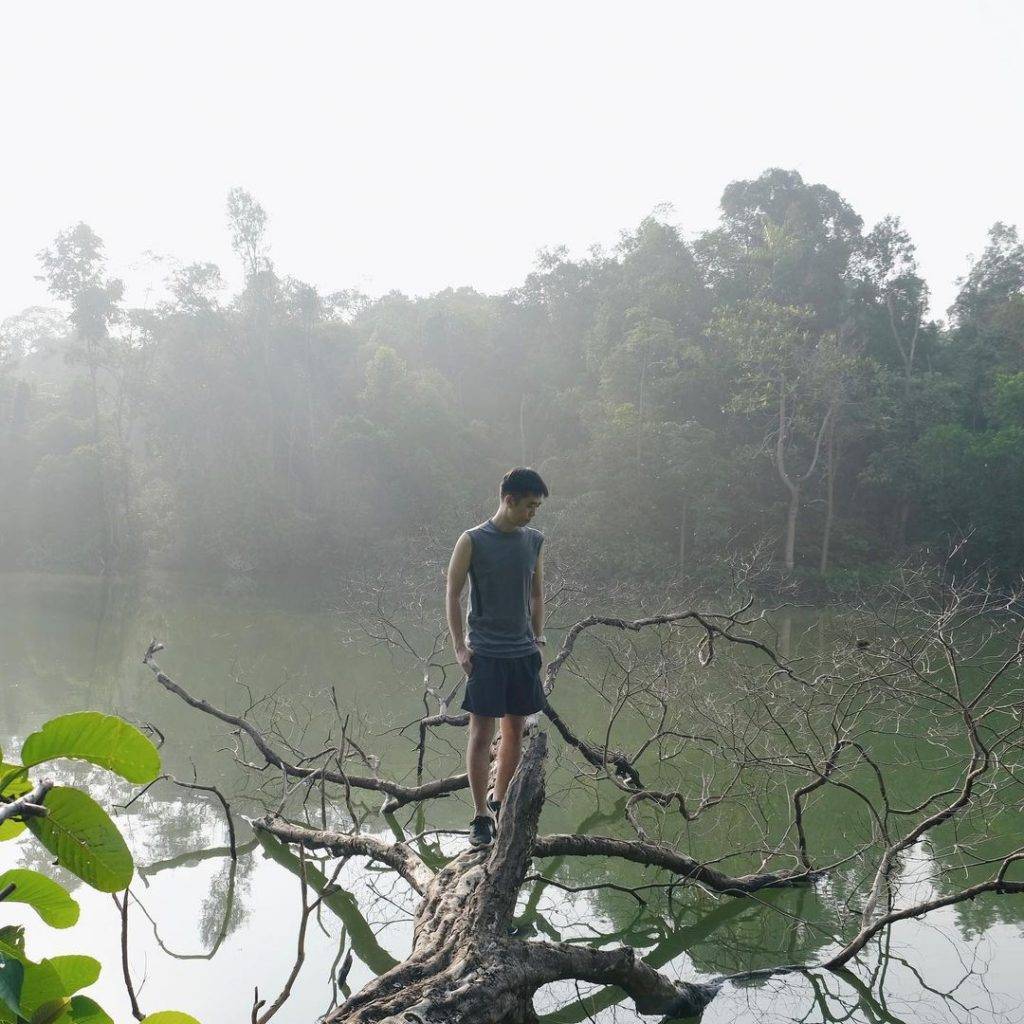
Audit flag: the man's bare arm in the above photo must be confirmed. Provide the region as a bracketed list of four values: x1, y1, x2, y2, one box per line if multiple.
[446, 532, 474, 674]
[531, 546, 545, 642]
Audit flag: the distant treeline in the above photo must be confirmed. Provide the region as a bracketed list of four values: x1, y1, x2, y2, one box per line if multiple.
[2, 169, 1023, 583]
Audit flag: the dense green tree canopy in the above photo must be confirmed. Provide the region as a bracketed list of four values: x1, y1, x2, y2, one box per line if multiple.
[2, 171, 1022, 584]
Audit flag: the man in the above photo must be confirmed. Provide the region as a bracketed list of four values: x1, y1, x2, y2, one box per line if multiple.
[445, 467, 549, 847]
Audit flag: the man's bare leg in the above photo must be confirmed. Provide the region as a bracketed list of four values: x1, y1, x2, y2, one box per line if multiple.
[467, 713, 497, 815]
[492, 714, 527, 803]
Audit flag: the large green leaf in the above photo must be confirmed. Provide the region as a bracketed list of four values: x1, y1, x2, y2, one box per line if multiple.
[20, 714, 160, 784]
[0, 931, 24, 959]
[0, 871, 79, 928]
[19, 956, 100, 1020]
[0, 953, 23, 1018]
[55, 997, 113, 1024]
[0, 820, 26, 843]
[43, 960, 99, 997]
[0, 764, 30, 799]
[140, 1014, 202, 1024]
[18, 963, 68, 1020]
[25, 788, 133, 892]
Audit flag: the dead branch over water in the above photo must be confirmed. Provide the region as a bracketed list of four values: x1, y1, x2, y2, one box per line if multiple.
[138, 568, 1024, 1023]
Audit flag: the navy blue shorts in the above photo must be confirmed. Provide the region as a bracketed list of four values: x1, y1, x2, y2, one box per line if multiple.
[462, 650, 544, 718]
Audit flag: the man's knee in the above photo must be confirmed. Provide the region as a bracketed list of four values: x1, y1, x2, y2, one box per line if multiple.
[468, 715, 496, 752]
[500, 715, 527, 745]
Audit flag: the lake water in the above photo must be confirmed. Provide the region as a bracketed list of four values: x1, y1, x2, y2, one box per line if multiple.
[1, 571, 1022, 1024]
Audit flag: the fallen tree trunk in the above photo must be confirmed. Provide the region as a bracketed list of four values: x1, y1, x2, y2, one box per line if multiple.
[255, 733, 720, 1024]
[256, 820, 814, 899]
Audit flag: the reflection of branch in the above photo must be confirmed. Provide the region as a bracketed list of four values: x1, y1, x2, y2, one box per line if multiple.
[138, 839, 258, 878]
[521, 873, 657, 907]
[131, 860, 238, 961]
[257, 829, 399, 977]
[825, 857, 1024, 969]
[537, 893, 756, 1024]
[254, 846, 339, 1024]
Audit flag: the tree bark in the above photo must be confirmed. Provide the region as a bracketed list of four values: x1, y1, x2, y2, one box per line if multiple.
[775, 381, 832, 574]
[258, 734, 719, 1024]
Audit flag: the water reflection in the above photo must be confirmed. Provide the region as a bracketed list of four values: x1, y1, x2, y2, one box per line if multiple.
[134, 840, 260, 960]
[2, 571, 1023, 1024]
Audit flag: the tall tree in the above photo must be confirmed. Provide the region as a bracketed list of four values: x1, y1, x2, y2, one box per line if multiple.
[37, 224, 127, 565]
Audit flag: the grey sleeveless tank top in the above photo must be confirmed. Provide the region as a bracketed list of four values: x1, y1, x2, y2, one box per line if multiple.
[466, 520, 544, 658]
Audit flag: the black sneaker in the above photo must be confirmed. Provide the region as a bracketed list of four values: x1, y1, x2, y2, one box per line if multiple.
[469, 815, 495, 848]
[487, 795, 502, 822]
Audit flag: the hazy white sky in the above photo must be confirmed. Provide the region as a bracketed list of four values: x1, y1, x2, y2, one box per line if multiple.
[3, 1, 1022, 321]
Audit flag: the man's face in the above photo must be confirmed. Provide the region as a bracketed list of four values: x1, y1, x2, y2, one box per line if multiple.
[505, 493, 543, 526]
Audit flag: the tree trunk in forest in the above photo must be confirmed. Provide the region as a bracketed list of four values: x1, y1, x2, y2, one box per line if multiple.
[86, 349, 117, 566]
[784, 483, 800, 572]
[775, 385, 832, 575]
[520, 392, 528, 466]
[819, 418, 837, 576]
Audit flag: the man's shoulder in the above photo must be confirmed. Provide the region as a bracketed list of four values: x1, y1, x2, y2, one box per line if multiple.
[525, 526, 545, 544]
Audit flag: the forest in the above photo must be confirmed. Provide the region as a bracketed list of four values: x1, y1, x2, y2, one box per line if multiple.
[2, 166, 1023, 586]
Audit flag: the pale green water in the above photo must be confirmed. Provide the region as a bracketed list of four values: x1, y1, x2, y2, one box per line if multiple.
[1, 571, 1022, 1024]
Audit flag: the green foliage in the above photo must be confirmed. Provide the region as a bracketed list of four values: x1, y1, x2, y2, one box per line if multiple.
[0, 873, 78, 929]
[140, 1014, 203, 1024]
[0, 713, 199, 1024]
[25, 788, 133, 893]
[3, 172, 1024, 579]
[52, 997, 113, 1024]
[992, 372, 1024, 426]
[18, 955, 100, 1018]
[0, 954, 24, 1018]
[0, 935, 102, 1024]
[913, 423, 1024, 571]
[20, 713, 160, 785]
[0, 768, 32, 842]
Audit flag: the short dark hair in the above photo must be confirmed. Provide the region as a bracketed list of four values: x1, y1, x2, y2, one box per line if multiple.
[500, 467, 549, 499]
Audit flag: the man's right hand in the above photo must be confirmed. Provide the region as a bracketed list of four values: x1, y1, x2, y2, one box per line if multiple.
[456, 644, 474, 677]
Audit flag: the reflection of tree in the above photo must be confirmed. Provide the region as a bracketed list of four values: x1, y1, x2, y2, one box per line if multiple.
[128, 838, 260, 960]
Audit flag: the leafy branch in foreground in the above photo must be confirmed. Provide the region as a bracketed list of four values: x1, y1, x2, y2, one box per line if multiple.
[0, 712, 201, 1024]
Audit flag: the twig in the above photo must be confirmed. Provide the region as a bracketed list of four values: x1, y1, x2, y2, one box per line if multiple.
[112, 891, 145, 1021]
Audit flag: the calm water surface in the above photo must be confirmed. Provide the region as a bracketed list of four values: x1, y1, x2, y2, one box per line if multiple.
[1, 571, 1022, 1024]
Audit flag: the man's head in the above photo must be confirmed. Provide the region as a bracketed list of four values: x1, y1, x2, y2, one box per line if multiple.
[499, 467, 548, 527]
